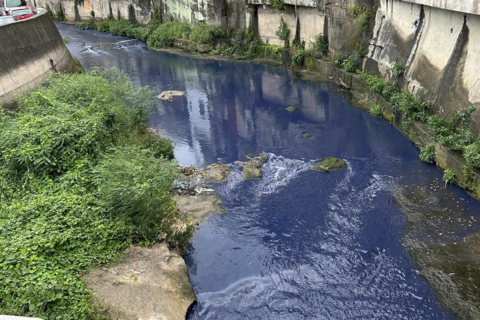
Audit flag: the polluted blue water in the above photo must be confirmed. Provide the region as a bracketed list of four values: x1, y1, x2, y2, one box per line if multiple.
[58, 23, 480, 319]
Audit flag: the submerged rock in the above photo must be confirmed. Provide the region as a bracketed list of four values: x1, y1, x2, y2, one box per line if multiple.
[85, 244, 195, 320]
[157, 90, 186, 101]
[303, 133, 312, 138]
[286, 106, 301, 112]
[312, 157, 347, 172]
[393, 185, 480, 319]
[243, 162, 263, 179]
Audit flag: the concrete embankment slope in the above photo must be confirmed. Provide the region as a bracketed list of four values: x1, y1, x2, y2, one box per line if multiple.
[0, 9, 75, 108]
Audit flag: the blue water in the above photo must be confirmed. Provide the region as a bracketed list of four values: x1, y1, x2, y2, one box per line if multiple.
[58, 23, 480, 319]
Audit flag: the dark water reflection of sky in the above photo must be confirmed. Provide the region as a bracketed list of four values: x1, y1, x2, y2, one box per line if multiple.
[58, 23, 480, 319]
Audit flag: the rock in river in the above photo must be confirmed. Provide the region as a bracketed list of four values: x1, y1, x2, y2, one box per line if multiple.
[243, 162, 263, 179]
[157, 90, 186, 101]
[312, 157, 347, 172]
[85, 244, 196, 320]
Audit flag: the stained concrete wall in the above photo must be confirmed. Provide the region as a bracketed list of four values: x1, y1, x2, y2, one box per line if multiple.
[0, 9, 75, 108]
[367, 0, 480, 133]
[256, 5, 325, 47]
[401, 0, 480, 15]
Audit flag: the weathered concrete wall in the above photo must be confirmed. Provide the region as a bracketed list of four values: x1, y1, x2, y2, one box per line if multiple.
[256, 5, 325, 47]
[367, 0, 480, 132]
[0, 9, 75, 108]
[401, 0, 480, 15]
[257, 6, 296, 46]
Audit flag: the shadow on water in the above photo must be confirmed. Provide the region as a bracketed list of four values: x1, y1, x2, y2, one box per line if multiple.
[57, 23, 480, 319]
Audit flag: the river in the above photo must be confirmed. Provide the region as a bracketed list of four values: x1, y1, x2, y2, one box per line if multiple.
[58, 23, 480, 319]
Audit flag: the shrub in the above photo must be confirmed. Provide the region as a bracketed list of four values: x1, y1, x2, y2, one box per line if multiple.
[392, 61, 407, 77]
[94, 146, 177, 219]
[356, 11, 370, 30]
[147, 22, 191, 48]
[97, 20, 112, 32]
[463, 165, 474, 183]
[428, 107, 476, 151]
[107, 19, 134, 37]
[443, 168, 455, 186]
[344, 55, 357, 72]
[292, 49, 306, 66]
[348, 5, 360, 16]
[269, 0, 285, 11]
[390, 91, 428, 123]
[79, 18, 96, 30]
[464, 142, 480, 169]
[224, 30, 259, 59]
[0, 69, 181, 319]
[190, 24, 226, 44]
[315, 34, 328, 56]
[276, 17, 290, 42]
[370, 104, 384, 117]
[419, 145, 435, 163]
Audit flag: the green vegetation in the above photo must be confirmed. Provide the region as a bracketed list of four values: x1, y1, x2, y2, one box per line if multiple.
[0, 69, 187, 319]
[79, 18, 96, 30]
[56, 5, 65, 21]
[269, 0, 286, 11]
[348, 5, 370, 31]
[419, 145, 435, 163]
[359, 71, 428, 123]
[370, 104, 384, 117]
[90, 10, 95, 18]
[189, 24, 226, 45]
[465, 142, 480, 169]
[315, 34, 329, 57]
[443, 168, 455, 186]
[276, 17, 290, 46]
[344, 44, 367, 73]
[212, 30, 259, 59]
[292, 48, 306, 66]
[63, 37, 71, 44]
[392, 61, 407, 77]
[313, 157, 348, 172]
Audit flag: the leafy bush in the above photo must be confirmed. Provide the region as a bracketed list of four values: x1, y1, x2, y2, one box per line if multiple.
[276, 17, 290, 42]
[348, 5, 360, 16]
[428, 106, 476, 151]
[219, 30, 259, 59]
[292, 49, 306, 66]
[464, 142, 480, 169]
[79, 18, 96, 30]
[370, 104, 384, 117]
[0, 70, 182, 319]
[190, 24, 225, 44]
[392, 61, 407, 77]
[94, 147, 177, 219]
[359, 71, 427, 123]
[107, 19, 135, 37]
[147, 21, 191, 48]
[420, 145, 435, 163]
[344, 56, 356, 72]
[443, 168, 455, 186]
[356, 11, 370, 30]
[269, 0, 285, 11]
[314, 34, 328, 56]
[97, 20, 112, 32]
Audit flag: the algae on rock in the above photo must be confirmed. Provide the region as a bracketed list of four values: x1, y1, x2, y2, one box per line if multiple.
[312, 157, 348, 172]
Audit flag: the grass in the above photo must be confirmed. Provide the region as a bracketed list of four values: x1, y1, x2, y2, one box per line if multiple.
[0, 69, 188, 319]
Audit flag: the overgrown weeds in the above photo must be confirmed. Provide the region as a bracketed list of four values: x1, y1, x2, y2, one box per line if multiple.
[0, 69, 187, 319]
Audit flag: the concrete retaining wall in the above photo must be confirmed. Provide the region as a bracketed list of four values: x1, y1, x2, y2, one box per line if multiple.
[0, 9, 75, 108]
[367, 0, 480, 133]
